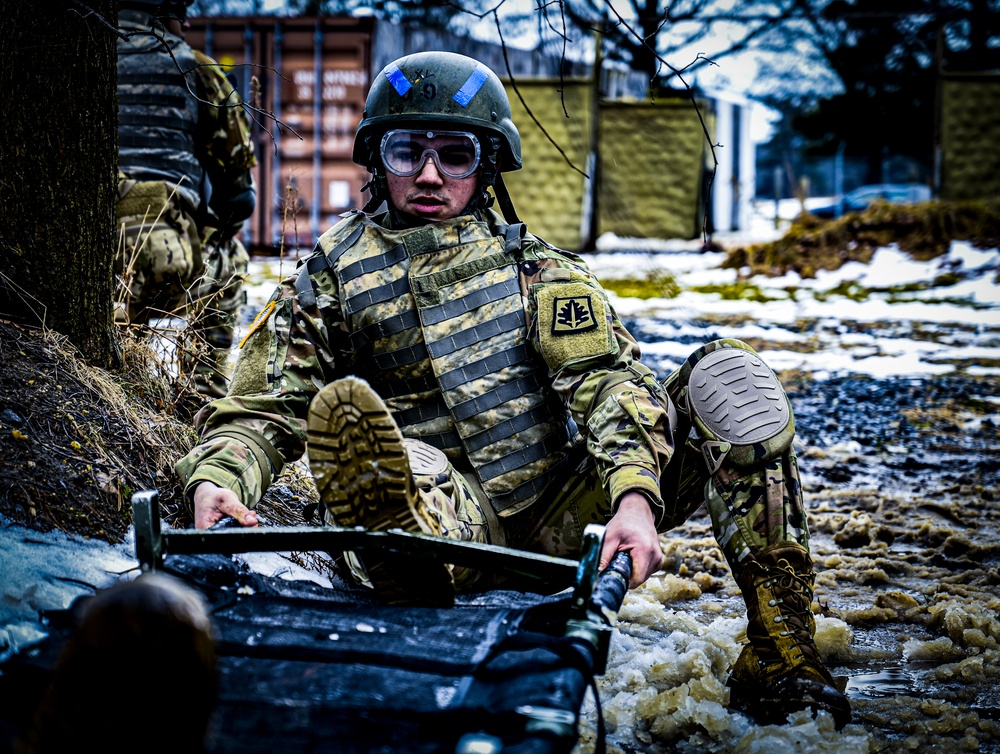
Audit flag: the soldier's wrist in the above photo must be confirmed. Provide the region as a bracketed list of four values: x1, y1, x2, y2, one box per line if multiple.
[610, 477, 664, 528]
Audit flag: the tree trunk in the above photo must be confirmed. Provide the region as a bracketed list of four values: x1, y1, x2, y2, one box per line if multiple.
[0, 0, 120, 368]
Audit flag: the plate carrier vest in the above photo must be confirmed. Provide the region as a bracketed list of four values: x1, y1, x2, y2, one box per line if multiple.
[117, 11, 204, 211]
[297, 212, 577, 516]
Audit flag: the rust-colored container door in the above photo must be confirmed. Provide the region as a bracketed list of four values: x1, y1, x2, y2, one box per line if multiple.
[186, 16, 373, 255]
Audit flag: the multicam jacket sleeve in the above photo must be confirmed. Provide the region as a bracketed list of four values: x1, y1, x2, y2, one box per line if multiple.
[191, 50, 256, 213]
[517, 239, 673, 524]
[175, 248, 345, 507]
[176, 218, 674, 524]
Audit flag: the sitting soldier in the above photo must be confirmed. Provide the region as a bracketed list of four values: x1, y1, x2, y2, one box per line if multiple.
[175, 51, 851, 729]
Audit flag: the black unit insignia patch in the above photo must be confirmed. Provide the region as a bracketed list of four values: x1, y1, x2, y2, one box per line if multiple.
[551, 295, 598, 335]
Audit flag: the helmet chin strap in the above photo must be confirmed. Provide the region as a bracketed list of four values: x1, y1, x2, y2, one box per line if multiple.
[490, 174, 520, 225]
[466, 136, 520, 223]
[361, 173, 386, 214]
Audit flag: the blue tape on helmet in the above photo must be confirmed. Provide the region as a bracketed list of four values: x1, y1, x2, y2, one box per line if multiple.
[453, 64, 489, 107]
[384, 64, 412, 97]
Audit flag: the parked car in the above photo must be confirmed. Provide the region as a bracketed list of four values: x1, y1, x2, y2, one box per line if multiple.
[810, 183, 933, 218]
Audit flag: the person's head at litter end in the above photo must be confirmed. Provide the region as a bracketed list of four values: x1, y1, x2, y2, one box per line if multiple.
[21, 572, 216, 754]
[353, 51, 522, 221]
[121, 0, 195, 34]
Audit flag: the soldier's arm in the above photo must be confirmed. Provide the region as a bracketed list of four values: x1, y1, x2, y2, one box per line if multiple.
[192, 50, 257, 232]
[522, 242, 672, 581]
[175, 255, 346, 513]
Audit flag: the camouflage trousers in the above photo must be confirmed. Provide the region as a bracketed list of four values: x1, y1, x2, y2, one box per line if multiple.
[411, 339, 809, 591]
[116, 177, 204, 323]
[186, 234, 250, 398]
[115, 177, 248, 398]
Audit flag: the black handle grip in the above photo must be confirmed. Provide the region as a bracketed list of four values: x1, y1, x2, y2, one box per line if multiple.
[209, 515, 241, 530]
[590, 551, 632, 616]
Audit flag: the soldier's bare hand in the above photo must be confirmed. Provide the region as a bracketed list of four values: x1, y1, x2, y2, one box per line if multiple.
[193, 481, 258, 529]
[601, 492, 664, 588]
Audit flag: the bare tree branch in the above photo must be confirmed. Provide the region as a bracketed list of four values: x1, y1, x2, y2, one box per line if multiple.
[598, 0, 718, 240]
[492, 9, 589, 178]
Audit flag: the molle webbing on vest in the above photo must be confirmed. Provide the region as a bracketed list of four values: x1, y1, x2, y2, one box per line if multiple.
[370, 373, 438, 398]
[117, 27, 202, 202]
[118, 111, 191, 129]
[119, 99, 189, 115]
[489, 466, 561, 513]
[438, 345, 530, 391]
[352, 310, 421, 351]
[450, 374, 544, 421]
[419, 278, 521, 326]
[411, 429, 464, 451]
[373, 342, 429, 371]
[464, 404, 554, 453]
[118, 72, 190, 87]
[392, 401, 451, 427]
[476, 430, 568, 478]
[118, 131, 194, 154]
[426, 310, 524, 359]
[341, 243, 407, 279]
[345, 278, 411, 315]
[332, 214, 572, 515]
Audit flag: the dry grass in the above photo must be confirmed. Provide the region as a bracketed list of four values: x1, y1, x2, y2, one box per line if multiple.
[723, 200, 1000, 278]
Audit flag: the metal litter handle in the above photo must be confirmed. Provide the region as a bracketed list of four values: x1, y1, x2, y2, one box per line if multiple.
[132, 489, 585, 592]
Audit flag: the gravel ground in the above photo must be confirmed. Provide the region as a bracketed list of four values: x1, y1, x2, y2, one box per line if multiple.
[571, 371, 1000, 753]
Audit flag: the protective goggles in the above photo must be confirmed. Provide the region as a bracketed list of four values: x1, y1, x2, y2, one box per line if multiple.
[379, 129, 481, 179]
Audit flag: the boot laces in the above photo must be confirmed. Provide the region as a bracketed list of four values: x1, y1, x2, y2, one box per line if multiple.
[759, 559, 821, 667]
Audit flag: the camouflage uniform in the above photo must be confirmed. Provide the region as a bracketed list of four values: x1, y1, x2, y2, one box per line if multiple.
[116, 9, 256, 395]
[175, 209, 808, 591]
[176, 47, 848, 727]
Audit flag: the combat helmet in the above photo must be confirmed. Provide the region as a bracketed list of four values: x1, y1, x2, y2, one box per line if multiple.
[354, 51, 522, 215]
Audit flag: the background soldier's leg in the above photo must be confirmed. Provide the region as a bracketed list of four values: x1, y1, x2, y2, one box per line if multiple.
[186, 234, 248, 399]
[665, 339, 851, 729]
[116, 180, 197, 325]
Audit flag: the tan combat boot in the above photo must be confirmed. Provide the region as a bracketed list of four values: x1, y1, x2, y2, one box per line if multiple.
[306, 375, 455, 606]
[727, 544, 851, 729]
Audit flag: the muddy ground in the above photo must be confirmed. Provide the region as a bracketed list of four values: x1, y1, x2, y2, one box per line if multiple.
[1, 200, 999, 752]
[577, 369, 1000, 754]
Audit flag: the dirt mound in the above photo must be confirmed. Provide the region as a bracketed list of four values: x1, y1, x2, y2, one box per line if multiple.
[724, 200, 1000, 278]
[0, 320, 197, 541]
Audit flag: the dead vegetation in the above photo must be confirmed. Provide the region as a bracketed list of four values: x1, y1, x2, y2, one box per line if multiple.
[0, 314, 321, 546]
[0, 319, 196, 540]
[724, 200, 1000, 278]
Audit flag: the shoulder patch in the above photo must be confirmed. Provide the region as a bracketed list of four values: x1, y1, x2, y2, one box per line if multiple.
[536, 281, 615, 373]
[550, 294, 598, 335]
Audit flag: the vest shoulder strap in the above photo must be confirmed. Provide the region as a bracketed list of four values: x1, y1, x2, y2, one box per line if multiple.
[294, 217, 365, 308]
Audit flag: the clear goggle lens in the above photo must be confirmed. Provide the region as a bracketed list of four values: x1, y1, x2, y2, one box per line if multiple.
[380, 129, 481, 179]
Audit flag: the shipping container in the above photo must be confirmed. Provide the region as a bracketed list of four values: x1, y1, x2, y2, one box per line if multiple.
[184, 17, 751, 252]
[186, 17, 374, 255]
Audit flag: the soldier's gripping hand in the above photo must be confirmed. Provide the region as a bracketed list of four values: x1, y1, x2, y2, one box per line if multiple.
[600, 491, 665, 588]
[193, 481, 259, 529]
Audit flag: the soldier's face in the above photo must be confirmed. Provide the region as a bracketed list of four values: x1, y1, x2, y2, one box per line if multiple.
[386, 155, 479, 221]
